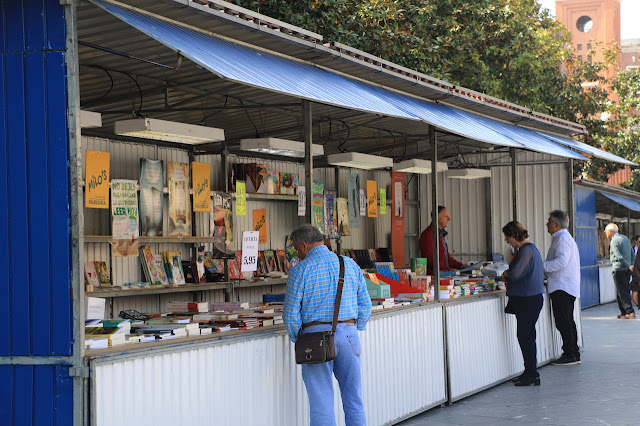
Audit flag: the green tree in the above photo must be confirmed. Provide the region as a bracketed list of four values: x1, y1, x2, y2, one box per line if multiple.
[232, 0, 639, 179]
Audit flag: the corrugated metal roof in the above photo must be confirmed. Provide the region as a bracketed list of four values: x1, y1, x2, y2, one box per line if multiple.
[93, 0, 420, 121]
[536, 131, 635, 165]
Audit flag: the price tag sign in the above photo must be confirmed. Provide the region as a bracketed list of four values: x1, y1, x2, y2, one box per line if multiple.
[298, 186, 306, 216]
[241, 231, 259, 272]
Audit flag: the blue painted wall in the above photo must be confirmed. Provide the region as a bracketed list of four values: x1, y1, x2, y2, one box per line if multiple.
[1, 0, 73, 424]
[575, 186, 599, 308]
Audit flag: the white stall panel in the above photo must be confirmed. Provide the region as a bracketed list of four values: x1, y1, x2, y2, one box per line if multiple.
[599, 265, 616, 304]
[92, 305, 446, 426]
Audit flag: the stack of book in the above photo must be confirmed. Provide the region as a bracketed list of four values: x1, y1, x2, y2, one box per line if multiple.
[166, 301, 209, 313]
[85, 326, 127, 347]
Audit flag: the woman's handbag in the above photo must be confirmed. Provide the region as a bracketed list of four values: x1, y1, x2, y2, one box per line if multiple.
[295, 256, 345, 364]
[504, 298, 516, 314]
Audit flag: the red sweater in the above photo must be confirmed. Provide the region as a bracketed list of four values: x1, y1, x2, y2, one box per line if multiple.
[419, 223, 464, 274]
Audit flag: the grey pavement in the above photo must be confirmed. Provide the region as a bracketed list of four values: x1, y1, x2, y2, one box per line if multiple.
[399, 302, 640, 426]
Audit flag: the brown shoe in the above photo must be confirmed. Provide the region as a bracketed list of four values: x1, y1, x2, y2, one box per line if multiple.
[617, 314, 626, 319]
[624, 313, 636, 319]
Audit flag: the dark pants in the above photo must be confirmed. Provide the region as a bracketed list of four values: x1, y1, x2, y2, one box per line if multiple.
[613, 269, 634, 315]
[511, 294, 544, 378]
[550, 290, 579, 359]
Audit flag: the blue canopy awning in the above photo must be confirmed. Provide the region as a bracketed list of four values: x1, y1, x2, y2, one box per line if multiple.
[92, 0, 629, 163]
[450, 109, 587, 160]
[598, 191, 640, 212]
[536, 132, 635, 165]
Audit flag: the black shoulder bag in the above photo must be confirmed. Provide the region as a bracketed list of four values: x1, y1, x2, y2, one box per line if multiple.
[295, 255, 345, 364]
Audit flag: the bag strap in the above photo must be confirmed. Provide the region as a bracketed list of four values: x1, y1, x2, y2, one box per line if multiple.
[331, 255, 345, 334]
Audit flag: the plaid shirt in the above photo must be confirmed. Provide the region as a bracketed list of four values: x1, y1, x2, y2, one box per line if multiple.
[284, 245, 372, 342]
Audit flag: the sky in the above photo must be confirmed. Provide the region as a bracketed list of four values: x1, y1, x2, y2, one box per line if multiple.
[538, 0, 640, 40]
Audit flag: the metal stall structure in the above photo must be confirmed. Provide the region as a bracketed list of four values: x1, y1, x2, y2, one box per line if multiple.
[0, 0, 78, 424]
[3, 0, 634, 424]
[574, 179, 640, 308]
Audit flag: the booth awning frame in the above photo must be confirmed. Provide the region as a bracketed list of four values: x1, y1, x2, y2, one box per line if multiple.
[89, 0, 622, 162]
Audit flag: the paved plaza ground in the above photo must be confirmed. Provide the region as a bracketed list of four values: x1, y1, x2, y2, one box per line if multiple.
[401, 301, 640, 425]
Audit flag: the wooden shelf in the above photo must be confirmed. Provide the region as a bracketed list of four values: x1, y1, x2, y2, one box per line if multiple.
[230, 278, 288, 288]
[84, 236, 214, 244]
[230, 192, 298, 201]
[86, 282, 228, 298]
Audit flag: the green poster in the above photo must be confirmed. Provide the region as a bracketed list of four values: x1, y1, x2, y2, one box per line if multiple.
[380, 189, 386, 215]
[236, 181, 246, 216]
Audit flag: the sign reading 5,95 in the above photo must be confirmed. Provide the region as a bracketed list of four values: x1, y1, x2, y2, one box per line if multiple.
[241, 231, 259, 272]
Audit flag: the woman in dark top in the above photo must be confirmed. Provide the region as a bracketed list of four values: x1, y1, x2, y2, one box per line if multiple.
[500, 221, 544, 386]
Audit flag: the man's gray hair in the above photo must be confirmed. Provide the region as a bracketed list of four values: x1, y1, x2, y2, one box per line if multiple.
[549, 210, 569, 229]
[605, 223, 619, 233]
[290, 224, 324, 244]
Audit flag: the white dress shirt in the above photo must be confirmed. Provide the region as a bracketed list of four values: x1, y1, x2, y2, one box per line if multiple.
[543, 228, 581, 298]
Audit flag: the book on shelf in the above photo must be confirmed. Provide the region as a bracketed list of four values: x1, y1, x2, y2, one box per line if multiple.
[228, 258, 241, 279]
[181, 261, 197, 283]
[94, 261, 111, 285]
[163, 251, 186, 285]
[267, 171, 280, 194]
[256, 164, 269, 194]
[280, 172, 298, 195]
[264, 250, 277, 273]
[139, 245, 169, 286]
[84, 262, 100, 287]
[276, 249, 289, 274]
[244, 163, 257, 193]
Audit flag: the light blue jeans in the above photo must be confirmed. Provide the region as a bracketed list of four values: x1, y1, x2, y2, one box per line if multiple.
[300, 323, 366, 426]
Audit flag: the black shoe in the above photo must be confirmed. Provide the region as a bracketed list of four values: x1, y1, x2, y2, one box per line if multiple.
[511, 374, 525, 383]
[514, 376, 540, 386]
[551, 355, 581, 366]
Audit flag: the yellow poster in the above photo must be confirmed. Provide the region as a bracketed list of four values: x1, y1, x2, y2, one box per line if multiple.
[380, 188, 387, 215]
[191, 162, 211, 212]
[253, 209, 267, 244]
[367, 180, 378, 218]
[236, 181, 246, 216]
[85, 150, 110, 209]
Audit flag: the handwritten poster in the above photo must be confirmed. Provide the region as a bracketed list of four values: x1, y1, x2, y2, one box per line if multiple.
[391, 172, 405, 267]
[236, 181, 246, 216]
[191, 162, 211, 212]
[367, 180, 378, 217]
[359, 189, 366, 216]
[324, 190, 338, 239]
[312, 180, 325, 234]
[167, 161, 191, 237]
[111, 179, 139, 257]
[253, 208, 267, 244]
[380, 188, 387, 215]
[337, 197, 350, 236]
[298, 186, 306, 216]
[348, 173, 361, 229]
[139, 159, 163, 236]
[85, 150, 110, 209]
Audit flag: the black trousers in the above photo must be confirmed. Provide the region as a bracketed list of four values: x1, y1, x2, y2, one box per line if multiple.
[511, 294, 544, 378]
[550, 290, 579, 359]
[613, 269, 634, 315]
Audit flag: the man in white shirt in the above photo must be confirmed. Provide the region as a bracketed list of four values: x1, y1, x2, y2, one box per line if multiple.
[543, 210, 581, 365]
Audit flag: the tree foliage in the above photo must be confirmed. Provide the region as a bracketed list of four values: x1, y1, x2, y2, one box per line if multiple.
[232, 0, 640, 181]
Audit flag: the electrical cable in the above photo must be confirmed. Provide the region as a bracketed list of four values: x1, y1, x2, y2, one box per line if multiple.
[81, 65, 113, 109]
[197, 96, 228, 125]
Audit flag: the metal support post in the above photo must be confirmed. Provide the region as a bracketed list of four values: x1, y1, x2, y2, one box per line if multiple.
[430, 125, 440, 301]
[303, 100, 313, 224]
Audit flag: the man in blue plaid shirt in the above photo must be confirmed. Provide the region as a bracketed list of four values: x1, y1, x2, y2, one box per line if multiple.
[284, 224, 371, 426]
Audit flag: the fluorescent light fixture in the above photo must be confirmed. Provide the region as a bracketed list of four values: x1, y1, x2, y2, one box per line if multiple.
[393, 159, 448, 174]
[327, 152, 393, 170]
[80, 110, 102, 128]
[447, 168, 492, 179]
[114, 118, 225, 144]
[240, 138, 324, 158]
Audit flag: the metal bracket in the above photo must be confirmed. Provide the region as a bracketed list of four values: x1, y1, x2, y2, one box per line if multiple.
[69, 366, 90, 378]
